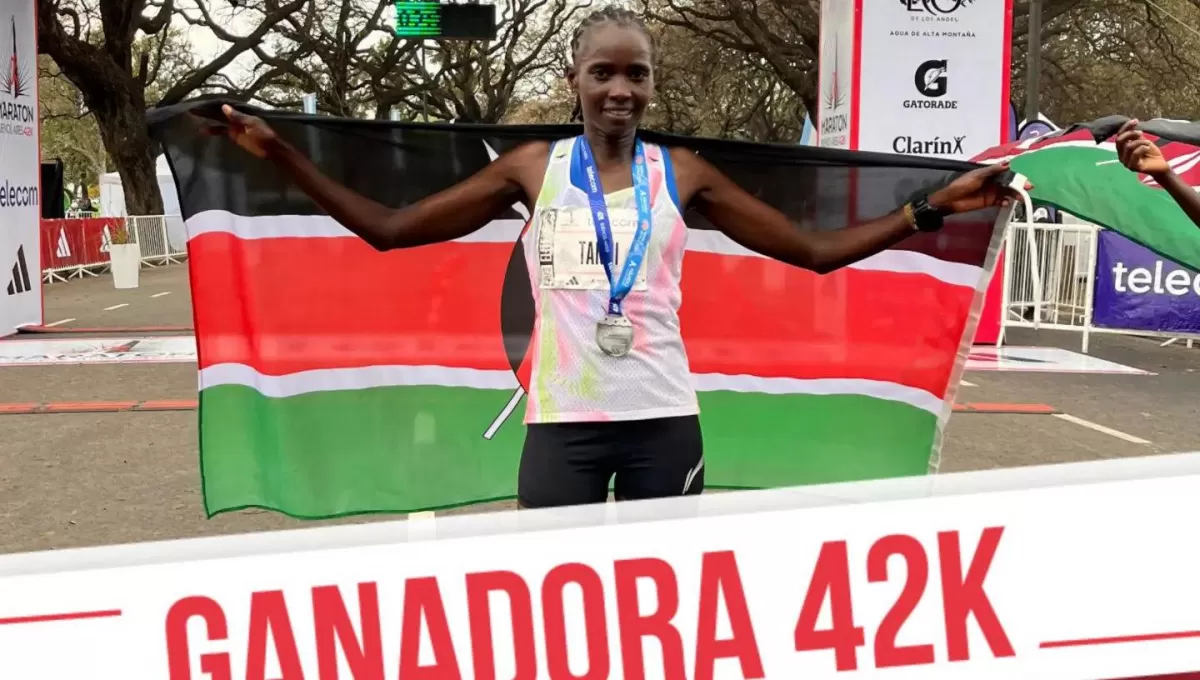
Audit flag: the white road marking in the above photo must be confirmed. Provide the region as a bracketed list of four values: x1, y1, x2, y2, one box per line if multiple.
[103, 303, 129, 311]
[960, 380, 977, 387]
[44, 318, 75, 327]
[1053, 413, 1151, 445]
[151, 292, 171, 298]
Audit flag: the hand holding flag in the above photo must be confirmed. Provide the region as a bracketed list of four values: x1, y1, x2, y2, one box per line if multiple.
[928, 162, 1031, 214]
[1115, 119, 1170, 179]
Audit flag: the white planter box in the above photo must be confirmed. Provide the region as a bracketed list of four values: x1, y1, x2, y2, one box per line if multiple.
[109, 242, 141, 289]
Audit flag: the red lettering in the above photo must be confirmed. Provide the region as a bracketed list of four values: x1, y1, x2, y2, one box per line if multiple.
[695, 551, 763, 680]
[165, 596, 231, 680]
[613, 558, 684, 680]
[399, 577, 462, 680]
[542, 563, 609, 680]
[313, 583, 384, 680]
[465, 570, 537, 680]
[794, 541, 864, 671]
[246, 591, 305, 680]
[868, 535, 934, 667]
[939, 527, 1013, 661]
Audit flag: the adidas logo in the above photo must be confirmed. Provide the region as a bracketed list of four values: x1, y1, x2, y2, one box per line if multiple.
[6, 245, 31, 295]
[55, 228, 71, 258]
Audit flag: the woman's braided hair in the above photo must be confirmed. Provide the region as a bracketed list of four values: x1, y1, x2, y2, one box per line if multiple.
[568, 6, 657, 122]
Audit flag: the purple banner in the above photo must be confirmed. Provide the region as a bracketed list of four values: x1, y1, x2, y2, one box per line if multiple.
[1093, 230, 1200, 333]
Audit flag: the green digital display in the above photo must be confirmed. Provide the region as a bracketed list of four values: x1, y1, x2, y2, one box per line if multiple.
[394, 1, 497, 40]
[395, 1, 441, 37]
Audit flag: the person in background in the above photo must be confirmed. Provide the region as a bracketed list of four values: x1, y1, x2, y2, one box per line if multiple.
[1116, 118, 1200, 227]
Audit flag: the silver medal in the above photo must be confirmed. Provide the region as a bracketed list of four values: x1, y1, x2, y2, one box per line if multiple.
[596, 314, 634, 357]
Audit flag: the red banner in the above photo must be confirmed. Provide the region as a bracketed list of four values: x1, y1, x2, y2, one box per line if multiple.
[39, 217, 125, 271]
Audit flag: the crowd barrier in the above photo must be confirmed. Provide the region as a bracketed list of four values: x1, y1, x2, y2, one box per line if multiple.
[40, 215, 187, 283]
[999, 214, 1200, 352]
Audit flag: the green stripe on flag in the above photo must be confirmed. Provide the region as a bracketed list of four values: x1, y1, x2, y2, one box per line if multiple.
[199, 384, 937, 518]
[1011, 145, 1200, 271]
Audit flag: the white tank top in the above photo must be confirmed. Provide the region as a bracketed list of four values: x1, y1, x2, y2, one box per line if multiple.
[520, 137, 699, 424]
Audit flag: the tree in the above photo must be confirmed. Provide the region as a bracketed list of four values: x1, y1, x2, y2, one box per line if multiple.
[405, 0, 592, 123]
[38, 55, 107, 199]
[244, 0, 424, 118]
[641, 0, 1098, 119]
[1012, 0, 1200, 123]
[506, 13, 804, 143]
[38, 0, 305, 215]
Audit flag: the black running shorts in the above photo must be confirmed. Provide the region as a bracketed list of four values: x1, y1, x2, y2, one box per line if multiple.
[517, 415, 705, 508]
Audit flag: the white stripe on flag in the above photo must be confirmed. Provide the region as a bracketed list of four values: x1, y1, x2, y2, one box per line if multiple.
[199, 362, 944, 415]
[185, 211, 980, 287]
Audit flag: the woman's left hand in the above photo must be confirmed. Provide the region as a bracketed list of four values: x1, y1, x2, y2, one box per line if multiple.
[929, 162, 1032, 214]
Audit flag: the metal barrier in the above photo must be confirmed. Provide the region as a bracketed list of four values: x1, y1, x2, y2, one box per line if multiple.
[1000, 219, 1099, 352]
[40, 215, 187, 283]
[127, 215, 186, 267]
[999, 213, 1200, 352]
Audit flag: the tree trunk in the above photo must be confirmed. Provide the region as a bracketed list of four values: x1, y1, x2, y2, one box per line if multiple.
[89, 87, 164, 216]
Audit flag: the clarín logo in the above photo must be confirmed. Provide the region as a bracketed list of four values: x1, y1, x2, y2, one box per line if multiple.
[900, 0, 976, 15]
[893, 135, 967, 156]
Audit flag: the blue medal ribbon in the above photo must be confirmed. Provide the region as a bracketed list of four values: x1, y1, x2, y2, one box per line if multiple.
[573, 135, 654, 317]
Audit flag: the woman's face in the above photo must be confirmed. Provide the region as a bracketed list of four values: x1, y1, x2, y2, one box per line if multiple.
[569, 24, 655, 138]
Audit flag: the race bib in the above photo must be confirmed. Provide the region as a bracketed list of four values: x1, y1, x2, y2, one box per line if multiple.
[536, 208, 651, 291]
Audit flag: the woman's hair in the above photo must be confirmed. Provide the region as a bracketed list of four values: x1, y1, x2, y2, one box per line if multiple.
[568, 6, 658, 122]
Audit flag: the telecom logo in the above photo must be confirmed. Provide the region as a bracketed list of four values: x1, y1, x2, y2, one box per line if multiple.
[1110, 261, 1200, 297]
[0, 178, 37, 208]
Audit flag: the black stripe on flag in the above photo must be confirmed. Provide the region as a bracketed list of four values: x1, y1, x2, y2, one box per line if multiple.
[148, 99, 1004, 267]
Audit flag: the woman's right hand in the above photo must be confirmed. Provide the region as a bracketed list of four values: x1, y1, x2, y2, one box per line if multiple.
[219, 104, 280, 159]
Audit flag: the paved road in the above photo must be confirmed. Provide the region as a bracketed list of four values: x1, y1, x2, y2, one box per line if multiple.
[1, 264, 1196, 555]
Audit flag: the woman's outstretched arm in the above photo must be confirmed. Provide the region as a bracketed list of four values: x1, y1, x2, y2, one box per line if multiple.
[669, 147, 1018, 274]
[1115, 119, 1200, 228]
[213, 105, 547, 251]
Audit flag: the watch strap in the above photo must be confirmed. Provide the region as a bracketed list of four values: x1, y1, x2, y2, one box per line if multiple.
[909, 196, 946, 232]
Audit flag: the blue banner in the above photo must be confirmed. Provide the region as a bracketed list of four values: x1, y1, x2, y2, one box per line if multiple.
[1093, 230, 1200, 333]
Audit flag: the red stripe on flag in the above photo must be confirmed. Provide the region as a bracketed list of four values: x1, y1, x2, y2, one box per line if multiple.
[191, 233, 976, 397]
[679, 252, 972, 398]
[189, 233, 514, 374]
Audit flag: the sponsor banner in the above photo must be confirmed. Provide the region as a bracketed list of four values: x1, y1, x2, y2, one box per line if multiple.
[39, 217, 126, 271]
[856, 0, 1013, 161]
[0, 336, 197, 365]
[0, 0, 40, 337]
[1093, 229, 1200, 334]
[3, 455, 1200, 678]
[816, 0, 856, 150]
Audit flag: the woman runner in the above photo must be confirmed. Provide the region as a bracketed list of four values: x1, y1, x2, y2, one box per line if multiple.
[211, 6, 1022, 509]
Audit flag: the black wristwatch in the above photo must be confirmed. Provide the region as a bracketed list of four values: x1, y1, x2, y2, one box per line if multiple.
[907, 196, 949, 233]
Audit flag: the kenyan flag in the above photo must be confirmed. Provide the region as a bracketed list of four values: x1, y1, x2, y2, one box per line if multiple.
[150, 101, 1005, 519]
[973, 115, 1200, 271]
